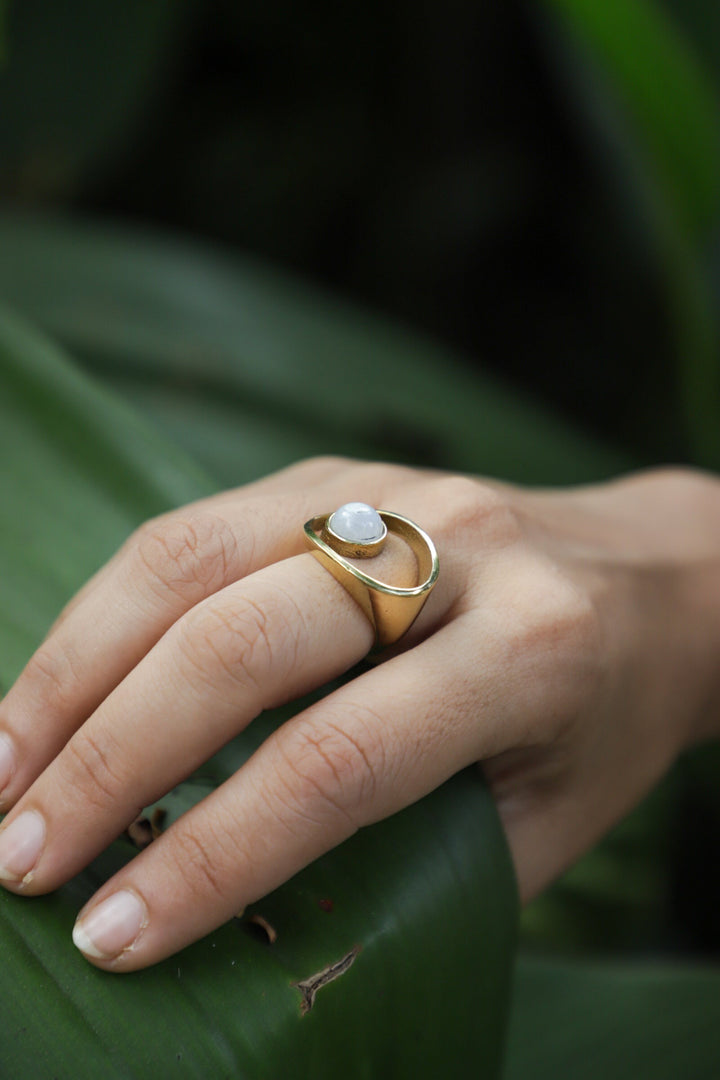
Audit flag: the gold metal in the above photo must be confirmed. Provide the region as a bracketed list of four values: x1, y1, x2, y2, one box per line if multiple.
[304, 510, 439, 648]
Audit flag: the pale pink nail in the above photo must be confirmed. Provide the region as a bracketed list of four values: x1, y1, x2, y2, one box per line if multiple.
[0, 733, 15, 796]
[0, 810, 45, 882]
[73, 890, 147, 959]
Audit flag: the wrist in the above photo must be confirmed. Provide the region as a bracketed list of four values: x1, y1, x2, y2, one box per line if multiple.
[610, 468, 720, 750]
[673, 470, 720, 746]
[520, 467, 720, 753]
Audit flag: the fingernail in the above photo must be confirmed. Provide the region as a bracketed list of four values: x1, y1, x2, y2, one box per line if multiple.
[73, 890, 147, 960]
[0, 733, 16, 798]
[0, 810, 45, 882]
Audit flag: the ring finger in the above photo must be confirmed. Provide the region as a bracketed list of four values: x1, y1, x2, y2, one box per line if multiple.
[0, 458, 413, 808]
[0, 532, 430, 893]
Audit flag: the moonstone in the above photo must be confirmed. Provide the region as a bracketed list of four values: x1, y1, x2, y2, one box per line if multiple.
[329, 502, 385, 543]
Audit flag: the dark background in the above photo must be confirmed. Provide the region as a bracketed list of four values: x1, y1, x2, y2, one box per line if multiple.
[3, 0, 719, 466]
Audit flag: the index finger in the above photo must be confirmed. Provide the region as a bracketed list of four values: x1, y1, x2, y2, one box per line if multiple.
[71, 620, 477, 970]
[0, 458, 410, 807]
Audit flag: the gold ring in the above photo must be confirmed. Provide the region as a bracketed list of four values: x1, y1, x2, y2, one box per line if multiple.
[304, 502, 439, 648]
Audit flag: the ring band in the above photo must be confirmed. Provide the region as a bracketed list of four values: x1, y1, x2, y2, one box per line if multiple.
[304, 505, 439, 648]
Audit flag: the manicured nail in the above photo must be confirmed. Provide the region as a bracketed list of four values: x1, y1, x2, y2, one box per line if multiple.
[73, 890, 147, 960]
[0, 733, 16, 798]
[0, 810, 45, 882]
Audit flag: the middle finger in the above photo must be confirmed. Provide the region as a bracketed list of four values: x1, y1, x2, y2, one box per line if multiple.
[0, 459, 410, 808]
[0, 540, 420, 893]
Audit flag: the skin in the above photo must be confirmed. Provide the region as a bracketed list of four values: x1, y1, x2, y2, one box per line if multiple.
[0, 456, 718, 970]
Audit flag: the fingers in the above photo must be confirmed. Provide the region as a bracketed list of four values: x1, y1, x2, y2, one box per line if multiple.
[0, 458, 513, 973]
[0, 555, 375, 892]
[0, 505, 253, 805]
[0, 520, 422, 891]
[0, 458, 412, 807]
[69, 622, 480, 970]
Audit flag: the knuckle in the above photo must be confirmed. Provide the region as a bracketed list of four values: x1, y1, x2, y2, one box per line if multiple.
[501, 560, 604, 740]
[178, 590, 288, 699]
[280, 455, 354, 484]
[356, 461, 417, 501]
[532, 567, 600, 653]
[277, 455, 415, 499]
[302, 454, 353, 472]
[162, 820, 236, 907]
[133, 510, 240, 604]
[641, 466, 720, 512]
[57, 728, 126, 811]
[434, 476, 520, 548]
[505, 558, 600, 656]
[278, 714, 385, 826]
[168, 824, 232, 903]
[21, 643, 84, 713]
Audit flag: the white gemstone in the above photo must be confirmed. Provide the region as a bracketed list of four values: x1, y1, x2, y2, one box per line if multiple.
[329, 502, 384, 543]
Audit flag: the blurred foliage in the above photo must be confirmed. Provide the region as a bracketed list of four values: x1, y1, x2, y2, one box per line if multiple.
[0, 213, 628, 487]
[542, 0, 720, 466]
[1, 0, 720, 1073]
[0, 0, 190, 199]
[507, 957, 720, 1078]
[548, 0, 720, 236]
[1, 0, 718, 466]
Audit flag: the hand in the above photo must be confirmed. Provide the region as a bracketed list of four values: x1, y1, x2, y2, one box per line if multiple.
[0, 457, 718, 971]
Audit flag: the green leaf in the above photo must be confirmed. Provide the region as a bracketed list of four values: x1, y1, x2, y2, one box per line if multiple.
[542, 0, 720, 237]
[0, 306, 517, 1078]
[520, 774, 680, 955]
[0, 213, 629, 486]
[661, 0, 720, 84]
[537, 0, 720, 469]
[506, 956, 720, 1079]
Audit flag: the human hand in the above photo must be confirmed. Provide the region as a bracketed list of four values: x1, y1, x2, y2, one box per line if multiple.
[0, 457, 718, 971]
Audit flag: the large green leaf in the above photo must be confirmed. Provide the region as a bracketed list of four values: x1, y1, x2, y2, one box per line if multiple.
[505, 956, 720, 1079]
[0, 307, 517, 1078]
[0, 213, 629, 486]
